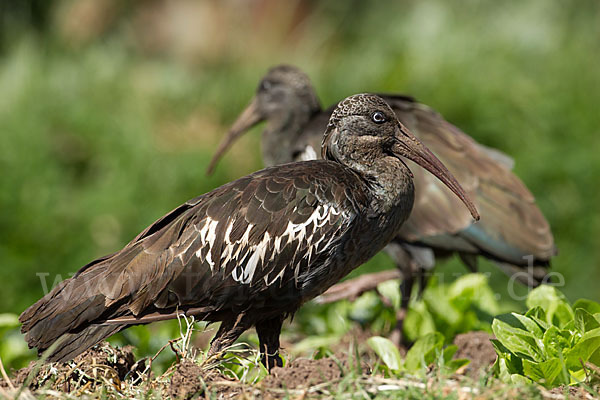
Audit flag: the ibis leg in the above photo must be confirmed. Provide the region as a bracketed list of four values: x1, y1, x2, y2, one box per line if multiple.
[389, 268, 414, 347]
[256, 316, 284, 371]
[384, 242, 417, 348]
[208, 314, 252, 356]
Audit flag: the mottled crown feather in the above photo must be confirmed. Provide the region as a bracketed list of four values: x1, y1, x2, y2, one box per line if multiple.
[322, 94, 396, 160]
[265, 65, 314, 92]
[327, 94, 393, 130]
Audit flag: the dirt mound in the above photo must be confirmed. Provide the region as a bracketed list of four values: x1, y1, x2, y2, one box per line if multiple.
[168, 358, 205, 399]
[3, 342, 144, 393]
[168, 358, 241, 399]
[452, 331, 497, 378]
[262, 356, 364, 391]
[548, 384, 593, 400]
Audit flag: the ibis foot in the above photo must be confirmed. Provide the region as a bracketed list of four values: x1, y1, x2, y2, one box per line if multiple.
[261, 353, 284, 370]
[389, 307, 411, 349]
[257, 316, 284, 371]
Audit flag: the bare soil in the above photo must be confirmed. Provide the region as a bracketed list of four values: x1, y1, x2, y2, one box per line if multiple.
[166, 358, 247, 399]
[262, 357, 345, 390]
[452, 331, 497, 378]
[2, 342, 144, 393]
[548, 385, 595, 400]
[1, 331, 544, 399]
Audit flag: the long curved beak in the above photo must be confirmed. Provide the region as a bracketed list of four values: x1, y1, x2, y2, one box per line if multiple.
[392, 122, 480, 221]
[206, 97, 264, 175]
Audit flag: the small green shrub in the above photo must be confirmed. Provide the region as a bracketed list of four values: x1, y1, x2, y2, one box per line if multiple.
[367, 333, 468, 376]
[492, 286, 600, 387]
[373, 273, 500, 342]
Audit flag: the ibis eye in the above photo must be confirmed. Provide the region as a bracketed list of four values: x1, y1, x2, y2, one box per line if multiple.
[371, 111, 387, 124]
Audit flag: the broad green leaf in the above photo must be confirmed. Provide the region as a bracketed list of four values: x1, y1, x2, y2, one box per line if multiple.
[325, 302, 352, 334]
[495, 355, 517, 383]
[575, 308, 600, 334]
[367, 336, 403, 371]
[446, 358, 470, 373]
[403, 300, 436, 342]
[490, 338, 510, 356]
[542, 326, 570, 359]
[521, 359, 545, 383]
[405, 332, 444, 372]
[589, 346, 600, 369]
[513, 313, 544, 339]
[438, 343, 470, 373]
[562, 319, 577, 333]
[525, 306, 550, 331]
[377, 279, 401, 310]
[442, 344, 458, 363]
[526, 286, 574, 328]
[510, 373, 533, 385]
[573, 299, 600, 315]
[570, 368, 587, 383]
[522, 358, 567, 387]
[448, 273, 500, 315]
[490, 339, 524, 374]
[492, 314, 543, 362]
[448, 273, 488, 302]
[566, 327, 600, 373]
[424, 285, 461, 326]
[349, 292, 382, 324]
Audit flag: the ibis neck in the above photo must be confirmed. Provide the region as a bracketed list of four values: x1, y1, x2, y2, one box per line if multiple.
[262, 103, 321, 166]
[357, 156, 415, 217]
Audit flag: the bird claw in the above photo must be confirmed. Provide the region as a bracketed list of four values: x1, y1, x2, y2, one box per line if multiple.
[261, 353, 283, 371]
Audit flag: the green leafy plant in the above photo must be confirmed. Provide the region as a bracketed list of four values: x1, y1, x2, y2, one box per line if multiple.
[377, 273, 501, 342]
[492, 286, 600, 388]
[368, 333, 469, 376]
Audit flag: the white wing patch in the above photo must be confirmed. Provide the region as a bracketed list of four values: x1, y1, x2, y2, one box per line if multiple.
[190, 204, 347, 286]
[231, 232, 271, 284]
[195, 217, 219, 271]
[298, 145, 318, 161]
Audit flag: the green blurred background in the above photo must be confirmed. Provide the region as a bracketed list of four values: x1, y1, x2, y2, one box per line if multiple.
[1, 0, 599, 367]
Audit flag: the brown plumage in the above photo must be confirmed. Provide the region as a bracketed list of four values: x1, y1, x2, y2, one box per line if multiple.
[207, 65, 556, 342]
[20, 94, 478, 369]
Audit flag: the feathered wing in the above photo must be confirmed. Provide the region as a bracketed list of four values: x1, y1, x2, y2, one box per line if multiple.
[19, 161, 362, 362]
[383, 95, 556, 277]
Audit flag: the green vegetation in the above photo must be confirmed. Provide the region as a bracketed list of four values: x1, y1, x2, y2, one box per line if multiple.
[1, 0, 599, 397]
[368, 333, 469, 375]
[492, 286, 600, 389]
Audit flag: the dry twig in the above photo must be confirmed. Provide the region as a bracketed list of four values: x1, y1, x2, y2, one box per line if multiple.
[316, 270, 401, 304]
[0, 355, 15, 391]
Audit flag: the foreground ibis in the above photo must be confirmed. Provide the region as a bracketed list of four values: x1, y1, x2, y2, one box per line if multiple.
[207, 65, 556, 342]
[20, 94, 478, 369]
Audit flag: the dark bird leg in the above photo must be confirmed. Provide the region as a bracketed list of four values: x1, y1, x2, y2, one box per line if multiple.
[256, 316, 284, 371]
[383, 243, 412, 347]
[207, 314, 252, 357]
[390, 268, 414, 347]
[385, 242, 435, 348]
